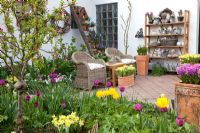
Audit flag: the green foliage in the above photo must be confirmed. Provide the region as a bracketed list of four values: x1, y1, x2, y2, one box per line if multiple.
[67, 37, 78, 59]
[94, 52, 109, 62]
[0, 0, 58, 80]
[151, 64, 167, 76]
[78, 93, 195, 133]
[137, 45, 148, 55]
[80, 44, 87, 52]
[0, 67, 9, 79]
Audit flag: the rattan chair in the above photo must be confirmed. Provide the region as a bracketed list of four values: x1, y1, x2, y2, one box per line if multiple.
[105, 48, 135, 64]
[72, 52, 106, 90]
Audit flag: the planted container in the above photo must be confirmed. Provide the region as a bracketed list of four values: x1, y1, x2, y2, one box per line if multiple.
[175, 64, 200, 130]
[136, 45, 149, 76]
[116, 65, 135, 87]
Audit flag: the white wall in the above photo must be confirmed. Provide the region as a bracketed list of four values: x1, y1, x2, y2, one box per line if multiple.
[0, 0, 198, 58]
[91, 0, 199, 56]
[42, 0, 95, 57]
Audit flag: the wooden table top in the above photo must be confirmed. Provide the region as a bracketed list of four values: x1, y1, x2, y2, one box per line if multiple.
[106, 62, 125, 68]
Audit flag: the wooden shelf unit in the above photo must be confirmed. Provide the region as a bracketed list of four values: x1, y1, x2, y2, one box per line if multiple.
[144, 10, 190, 72]
[144, 10, 190, 54]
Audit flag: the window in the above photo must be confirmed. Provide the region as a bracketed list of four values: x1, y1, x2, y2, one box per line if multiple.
[96, 3, 118, 48]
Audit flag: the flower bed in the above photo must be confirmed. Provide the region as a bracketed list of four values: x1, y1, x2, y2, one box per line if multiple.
[0, 80, 195, 132]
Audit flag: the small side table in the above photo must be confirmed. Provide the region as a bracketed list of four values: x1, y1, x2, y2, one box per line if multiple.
[106, 63, 125, 87]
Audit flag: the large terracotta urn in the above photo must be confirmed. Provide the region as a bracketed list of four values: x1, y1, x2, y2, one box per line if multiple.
[136, 55, 149, 76]
[175, 83, 200, 130]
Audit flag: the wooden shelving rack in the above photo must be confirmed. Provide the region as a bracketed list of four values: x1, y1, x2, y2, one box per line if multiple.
[144, 10, 190, 71]
[144, 10, 190, 56]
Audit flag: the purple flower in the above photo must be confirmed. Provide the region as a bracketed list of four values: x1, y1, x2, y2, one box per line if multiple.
[160, 108, 168, 113]
[150, 12, 153, 16]
[50, 78, 56, 84]
[186, 65, 197, 76]
[119, 86, 125, 92]
[25, 95, 31, 102]
[198, 69, 200, 76]
[34, 101, 39, 108]
[176, 117, 184, 127]
[134, 104, 142, 112]
[106, 81, 112, 87]
[49, 72, 58, 79]
[145, 12, 149, 16]
[0, 79, 6, 86]
[35, 90, 41, 97]
[60, 100, 67, 109]
[176, 66, 186, 76]
[93, 80, 99, 87]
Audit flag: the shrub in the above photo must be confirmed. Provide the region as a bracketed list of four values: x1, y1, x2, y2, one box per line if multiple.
[151, 64, 167, 76]
[137, 45, 148, 55]
[179, 54, 200, 64]
[116, 65, 135, 77]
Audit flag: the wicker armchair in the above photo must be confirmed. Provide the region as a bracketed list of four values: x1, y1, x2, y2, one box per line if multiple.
[72, 52, 106, 90]
[105, 48, 135, 64]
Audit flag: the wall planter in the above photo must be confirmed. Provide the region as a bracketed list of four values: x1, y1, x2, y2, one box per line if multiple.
[175, 82, 200, 129]
[136, 55, 149, 76]
[118, 75, 134, 87]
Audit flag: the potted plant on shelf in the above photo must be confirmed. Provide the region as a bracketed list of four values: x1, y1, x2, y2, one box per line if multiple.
[177, 9, 184, 22]
[175, 54, 200, 130]
[146, 12, 154, 24]
[116, 65, 135, 87]
[136, 45, 149, 76]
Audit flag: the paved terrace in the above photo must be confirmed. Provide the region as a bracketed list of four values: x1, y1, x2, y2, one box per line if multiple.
[120, 75, 179, 103]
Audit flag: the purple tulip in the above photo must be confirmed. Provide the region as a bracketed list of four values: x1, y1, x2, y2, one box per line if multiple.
[134, 104, 142, 112]
[93, 80, 99, 87]
[176, 117, 184, 127]
[50, 78, 56, 84]
[60, 100, 67, 109]
[160, 108, 168, 113]
[49, 72, 58, 79]
[106, 81, 112, 87]
[119, 86, 125, 92]
[0, 79, 6, 86]
[34, 101, 39, 108]
[35, 90, 41, 97]
[25, 95, 31, 102]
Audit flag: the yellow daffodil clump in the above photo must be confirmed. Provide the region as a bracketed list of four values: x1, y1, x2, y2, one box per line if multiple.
[52, 112, 84, 130]
[179, 54, 200, 64]
[155, 94, 169, 109]
[96, 87, 120, 100]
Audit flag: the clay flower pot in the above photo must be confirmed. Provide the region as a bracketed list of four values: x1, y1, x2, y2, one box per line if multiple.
[175, 82, 200, 130]
[118, 75, 134, 87]
[136, 55, 149, 76]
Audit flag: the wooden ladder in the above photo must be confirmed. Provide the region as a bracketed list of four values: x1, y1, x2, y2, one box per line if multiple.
[70, 5, 93, 55]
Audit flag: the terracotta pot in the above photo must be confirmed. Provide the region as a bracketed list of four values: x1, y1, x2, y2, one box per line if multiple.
[175, 82, 200, 130]
[136, 55, 149, 76]
[118, 75, 134, 87]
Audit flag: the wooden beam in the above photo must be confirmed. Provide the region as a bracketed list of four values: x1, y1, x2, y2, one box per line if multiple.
[70, 5, 92, 55]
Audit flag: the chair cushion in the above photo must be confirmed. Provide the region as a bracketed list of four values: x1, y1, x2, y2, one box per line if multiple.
[121, 59, 136, 64]
[88, 63, 105, 70]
